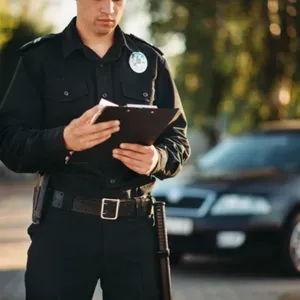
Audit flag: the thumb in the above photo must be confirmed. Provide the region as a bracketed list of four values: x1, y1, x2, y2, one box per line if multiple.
[77, 105, 100, 125]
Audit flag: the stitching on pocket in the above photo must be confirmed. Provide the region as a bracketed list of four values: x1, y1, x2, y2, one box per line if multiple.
[122, 83, 151, 104]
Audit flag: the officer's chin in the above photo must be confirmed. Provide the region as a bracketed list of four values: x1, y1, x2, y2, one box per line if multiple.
[92, 24, 113, 34]
[94, 29, 115, 37]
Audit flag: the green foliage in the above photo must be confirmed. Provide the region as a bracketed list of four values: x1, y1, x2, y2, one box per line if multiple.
[0, 20, 52, 99]
[0, 1, 53, 100]
[148, 0, 300, 137]
[0, 2, 18, 48]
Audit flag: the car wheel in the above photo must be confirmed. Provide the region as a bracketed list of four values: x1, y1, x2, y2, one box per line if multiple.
[281, 212, 300, 276]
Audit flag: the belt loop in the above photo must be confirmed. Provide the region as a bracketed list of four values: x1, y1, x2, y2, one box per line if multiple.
[135, 197, 143, 217]
[52, 190, 64, 209]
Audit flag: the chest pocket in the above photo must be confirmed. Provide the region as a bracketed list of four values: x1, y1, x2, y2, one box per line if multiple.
[120, 55, 157, 106]
[122, 84, 154, 105]
[43, 78, 90, 127]
[44, 79, 88, 103]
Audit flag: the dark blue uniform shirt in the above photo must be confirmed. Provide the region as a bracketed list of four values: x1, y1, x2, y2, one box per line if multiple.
[0, 18, 190, 199]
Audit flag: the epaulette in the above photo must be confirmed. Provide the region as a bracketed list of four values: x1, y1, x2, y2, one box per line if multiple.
[19, 34, 57, 53]
[129, 34, 164, 56]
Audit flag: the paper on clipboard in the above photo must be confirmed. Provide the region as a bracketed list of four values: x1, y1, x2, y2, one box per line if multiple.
[90, 99, 119, 125]
[90, 99, 159, 124]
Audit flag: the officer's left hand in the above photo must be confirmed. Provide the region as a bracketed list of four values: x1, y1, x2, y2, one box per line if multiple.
[112, 143, 159, 175]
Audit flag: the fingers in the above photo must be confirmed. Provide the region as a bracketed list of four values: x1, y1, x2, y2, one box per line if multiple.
[91, 120, 120, 134]
[84, 126, 120, 144]
[113, 154, 145, 168]
[113, 145, 159, 175]
[77, 105, 100, 125]
[113, 151, 152, 175]
[119, 143, 150, 154]
[112, 149, 144, 162]
[85, 134, 112, 149]
[74, 120, 120, 139]
[78, 105, 120, 131]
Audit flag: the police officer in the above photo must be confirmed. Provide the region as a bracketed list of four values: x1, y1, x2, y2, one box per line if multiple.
[0, 0, 190, 299]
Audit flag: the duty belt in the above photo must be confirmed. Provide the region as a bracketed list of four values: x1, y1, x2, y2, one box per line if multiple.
[50, 189, 153, 220]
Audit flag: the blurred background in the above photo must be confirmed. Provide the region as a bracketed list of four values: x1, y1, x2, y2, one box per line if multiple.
[1, 0, 300, 299]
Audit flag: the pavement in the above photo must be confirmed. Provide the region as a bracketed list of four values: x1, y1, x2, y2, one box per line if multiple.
[0, 179, 300, 300]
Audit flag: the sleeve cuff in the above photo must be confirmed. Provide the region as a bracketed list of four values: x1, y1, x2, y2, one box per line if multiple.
[151, 145, 168, 175]
[43, 126, 69, 161]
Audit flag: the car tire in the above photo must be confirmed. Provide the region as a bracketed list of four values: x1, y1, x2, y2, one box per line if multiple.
[281, 212, 300, 276]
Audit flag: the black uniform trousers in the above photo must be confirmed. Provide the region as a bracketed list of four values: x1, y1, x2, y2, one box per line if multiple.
[25, 203, 161, 300]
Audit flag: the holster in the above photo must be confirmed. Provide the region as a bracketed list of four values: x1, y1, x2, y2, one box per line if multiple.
[32, 173, 50, 224]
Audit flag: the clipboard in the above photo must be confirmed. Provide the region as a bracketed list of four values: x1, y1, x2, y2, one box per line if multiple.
[68, 106, 180, 164]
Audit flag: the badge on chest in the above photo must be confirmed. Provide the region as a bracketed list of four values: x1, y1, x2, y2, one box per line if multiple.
[129, 52, 148, 74]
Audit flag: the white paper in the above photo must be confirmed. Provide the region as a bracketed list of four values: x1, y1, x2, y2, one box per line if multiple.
[90, 98, 118, 124]
[99, 99, 119, 108]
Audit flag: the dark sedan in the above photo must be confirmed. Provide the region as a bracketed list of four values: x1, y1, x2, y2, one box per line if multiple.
[153, 121, 300, 275]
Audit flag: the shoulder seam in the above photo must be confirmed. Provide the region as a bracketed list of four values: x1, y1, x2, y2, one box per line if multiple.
[128, 34, 164, 56]
[19, 34, 58, 54]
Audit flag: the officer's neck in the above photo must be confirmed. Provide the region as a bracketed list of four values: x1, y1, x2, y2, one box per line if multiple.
[76, 22, 114, 58]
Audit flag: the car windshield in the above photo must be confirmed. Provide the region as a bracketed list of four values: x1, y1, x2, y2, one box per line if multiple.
[197, 133, 300, 171]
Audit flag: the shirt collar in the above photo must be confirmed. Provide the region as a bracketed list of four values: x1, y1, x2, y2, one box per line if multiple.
[62, 17, 83, 58]
[114, 25, 135, 53]
[62, 17, 134, 59]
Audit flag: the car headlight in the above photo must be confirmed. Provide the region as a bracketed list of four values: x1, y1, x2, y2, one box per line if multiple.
[211, 194, 271, 216]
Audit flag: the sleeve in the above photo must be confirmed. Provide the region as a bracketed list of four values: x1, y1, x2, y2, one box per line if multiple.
[0, 55, 69, 173]
[151, 57, 191, 180]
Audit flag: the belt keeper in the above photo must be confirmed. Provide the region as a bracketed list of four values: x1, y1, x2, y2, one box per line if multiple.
[157, 249, 170, 258]
[135, 198, 144, 217]
[52, 190, 64, 208]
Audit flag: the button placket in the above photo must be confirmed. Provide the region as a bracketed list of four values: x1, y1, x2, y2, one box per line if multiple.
[97, 63, 113, 102]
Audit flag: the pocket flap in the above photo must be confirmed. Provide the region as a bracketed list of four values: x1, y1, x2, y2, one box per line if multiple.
[44, 80, 88, 102]
[122, 84, 151, 104]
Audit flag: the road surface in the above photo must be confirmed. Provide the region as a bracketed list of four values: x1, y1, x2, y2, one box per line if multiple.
[0, 180, 299, 300]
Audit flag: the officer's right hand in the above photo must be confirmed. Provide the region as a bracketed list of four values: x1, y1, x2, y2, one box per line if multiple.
[63, 105, 120, 152]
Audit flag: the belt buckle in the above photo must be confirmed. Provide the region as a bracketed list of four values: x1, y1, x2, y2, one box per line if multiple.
[100, 198, 120, 220]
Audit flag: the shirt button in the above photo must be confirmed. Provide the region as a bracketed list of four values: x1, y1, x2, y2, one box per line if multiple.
[143, 92, 148, 98]
[102, 93, 108, 98]
[100, 64, 104, 68]
[64, 91, 69, 96]
[110, 179, 116, 185]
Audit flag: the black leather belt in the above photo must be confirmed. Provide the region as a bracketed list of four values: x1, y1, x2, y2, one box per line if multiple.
[49, 189, 152, 220]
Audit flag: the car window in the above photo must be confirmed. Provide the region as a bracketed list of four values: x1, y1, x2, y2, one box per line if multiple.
[197, 133, 300, 171]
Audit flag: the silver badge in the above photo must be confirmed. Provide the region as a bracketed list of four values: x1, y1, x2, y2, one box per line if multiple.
[129, 52, 148, 73]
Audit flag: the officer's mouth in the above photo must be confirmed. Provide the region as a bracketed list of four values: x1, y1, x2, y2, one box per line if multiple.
[96, 19, 115, 25]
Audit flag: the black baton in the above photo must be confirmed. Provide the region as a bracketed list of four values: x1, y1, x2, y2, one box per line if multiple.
[153, 201, 173, 300]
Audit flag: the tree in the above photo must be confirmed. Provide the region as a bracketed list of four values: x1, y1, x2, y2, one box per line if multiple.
[0, 0, 52, 100]
[148, 0, 300, 146]
[215, 0, 300, 134]
[148, 0, 222, 147]
[0, 0, 18, 48]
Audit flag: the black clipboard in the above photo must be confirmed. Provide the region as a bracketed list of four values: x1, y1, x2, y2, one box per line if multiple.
[69, 106, 180, 164]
